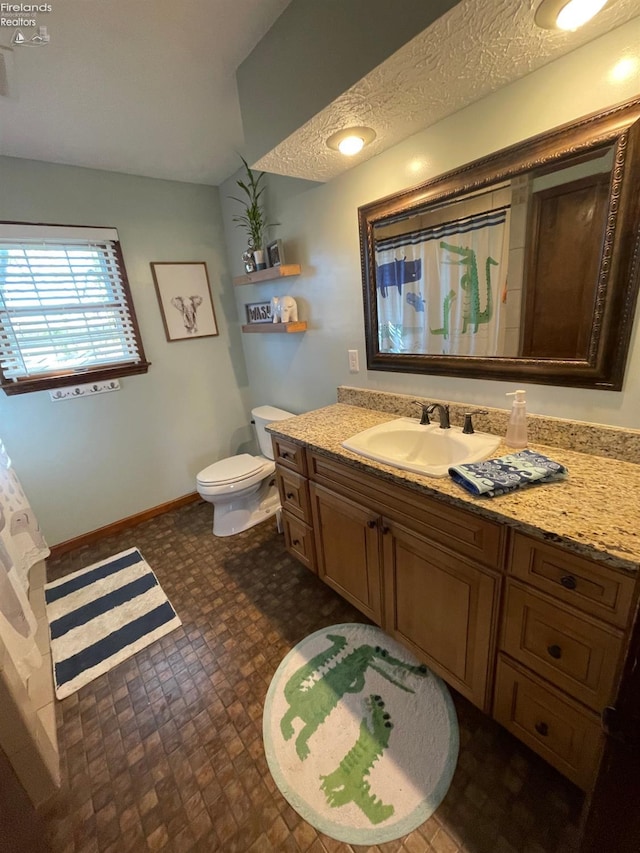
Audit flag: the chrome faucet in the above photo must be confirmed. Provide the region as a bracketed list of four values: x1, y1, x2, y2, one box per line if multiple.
[426, 403, 450, 429]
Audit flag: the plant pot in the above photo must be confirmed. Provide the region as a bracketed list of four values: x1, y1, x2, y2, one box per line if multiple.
[253, 249, 267, 271]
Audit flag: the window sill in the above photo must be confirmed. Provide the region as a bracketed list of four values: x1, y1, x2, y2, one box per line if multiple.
[1, 362, 151, 396]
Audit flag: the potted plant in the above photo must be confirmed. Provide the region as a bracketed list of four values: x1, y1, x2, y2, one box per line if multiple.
[230, 156, 277, 272]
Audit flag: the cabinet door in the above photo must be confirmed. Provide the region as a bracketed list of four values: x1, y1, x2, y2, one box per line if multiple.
[309, 483, 382, 624]
[383, 521, 498, 711]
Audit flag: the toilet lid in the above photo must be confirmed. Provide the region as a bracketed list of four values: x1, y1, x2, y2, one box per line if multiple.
[197, 454, 266, 486]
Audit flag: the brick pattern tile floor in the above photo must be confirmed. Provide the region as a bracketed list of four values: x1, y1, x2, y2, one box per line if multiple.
[38, 501, 584, 852]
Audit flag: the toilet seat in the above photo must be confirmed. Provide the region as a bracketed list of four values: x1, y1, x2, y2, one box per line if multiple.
[197, 453, 266, 486]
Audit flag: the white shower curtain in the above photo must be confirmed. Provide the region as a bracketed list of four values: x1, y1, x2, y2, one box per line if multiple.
[0, 437, 49, 684]
[375, 207, 510, 356]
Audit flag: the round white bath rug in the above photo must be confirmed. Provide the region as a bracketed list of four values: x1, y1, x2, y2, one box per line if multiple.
[263, 622, 459, 845]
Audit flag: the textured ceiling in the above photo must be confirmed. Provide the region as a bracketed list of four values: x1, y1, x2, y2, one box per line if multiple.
[255, 0, 640, 182]
[0, 0, 292, 185]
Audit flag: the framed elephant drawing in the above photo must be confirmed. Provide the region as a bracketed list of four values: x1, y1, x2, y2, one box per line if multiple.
[151, 262, 219, 342]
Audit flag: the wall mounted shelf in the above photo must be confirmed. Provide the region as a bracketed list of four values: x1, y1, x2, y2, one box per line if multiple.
[233, 264, 301, 286]
[242, 322, 307, 334]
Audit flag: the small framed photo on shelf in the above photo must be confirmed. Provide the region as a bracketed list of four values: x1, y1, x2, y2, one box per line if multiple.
[150, 261, 218, 342]
[245, 301, 273, 324]
[266, 239, 284, 268]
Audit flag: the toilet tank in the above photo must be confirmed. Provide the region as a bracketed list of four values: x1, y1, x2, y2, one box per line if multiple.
[252, 406, 295, 459]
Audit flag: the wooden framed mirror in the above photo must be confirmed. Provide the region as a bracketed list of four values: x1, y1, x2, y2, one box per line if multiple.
[359, 97, 640, 390]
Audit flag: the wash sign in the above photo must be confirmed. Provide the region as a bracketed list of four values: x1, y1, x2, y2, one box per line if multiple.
[245, 301, 272, 324]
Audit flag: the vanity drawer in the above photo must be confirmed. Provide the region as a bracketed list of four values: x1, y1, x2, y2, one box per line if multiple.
[282, 511, 316, 573]
[509, 533, 635, 629]
[501, 581, 622, 711]
[276, 467, 311, 523]
[493, 655, 602, 791]
[271, 437, 307, 475]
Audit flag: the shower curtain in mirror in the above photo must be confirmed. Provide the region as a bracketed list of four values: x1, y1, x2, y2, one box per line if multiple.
[375, 207, 510, 356]
[0, 436, 49, 684]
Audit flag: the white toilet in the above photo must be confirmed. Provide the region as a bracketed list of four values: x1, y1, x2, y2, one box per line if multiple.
[196, 405, 294, 537]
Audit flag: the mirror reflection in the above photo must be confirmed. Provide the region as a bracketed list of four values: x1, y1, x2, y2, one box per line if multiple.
[373, 146, 613, 361]
[360, 98, 640, 389]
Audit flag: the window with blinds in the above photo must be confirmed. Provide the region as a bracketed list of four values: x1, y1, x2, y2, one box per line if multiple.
[0, 223, 149, 395]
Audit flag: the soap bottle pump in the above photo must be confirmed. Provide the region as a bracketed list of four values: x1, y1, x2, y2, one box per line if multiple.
[505, 390, 528, 449]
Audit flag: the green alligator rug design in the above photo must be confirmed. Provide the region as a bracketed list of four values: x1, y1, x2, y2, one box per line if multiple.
[320, 694, 395, 824]
[280, 633, 428, 760]
[262, 623, 459, 846]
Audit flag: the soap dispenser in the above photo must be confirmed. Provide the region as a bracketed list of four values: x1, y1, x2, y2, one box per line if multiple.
[505, 390, 528, 449]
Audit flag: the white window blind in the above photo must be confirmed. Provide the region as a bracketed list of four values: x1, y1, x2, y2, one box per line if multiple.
[0, 225, 143, 383]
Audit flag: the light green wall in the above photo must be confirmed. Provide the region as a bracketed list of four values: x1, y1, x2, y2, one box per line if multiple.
[222, 18, 640, 428]
[0, 158, 251, 545]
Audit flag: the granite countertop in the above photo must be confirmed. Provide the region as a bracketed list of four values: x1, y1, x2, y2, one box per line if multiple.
[268, 403, 640, 574]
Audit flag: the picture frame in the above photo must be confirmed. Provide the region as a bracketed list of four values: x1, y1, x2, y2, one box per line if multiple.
[150, 262, 219, 342]
[245, 301, 273, 324]
[266, 239, 284, 268]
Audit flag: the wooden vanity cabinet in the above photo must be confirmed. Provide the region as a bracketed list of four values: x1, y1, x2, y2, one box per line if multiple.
[308, 450, 504, 571]
[307, 475, 498, 709]
[273, 437, 638, 791]
[291, 447, 503, 711]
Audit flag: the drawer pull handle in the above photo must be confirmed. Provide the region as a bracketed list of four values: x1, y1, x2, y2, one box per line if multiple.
[535, 721, 549, 737]
[292, 539, 300, 546]
[381, 525, 389, 535]
[547, 644, 563, 660]
[281, 451, 291, 459]
[286, 492, 295, 500]
[560, 575, 577, 590]
[367, 519, 377, 529]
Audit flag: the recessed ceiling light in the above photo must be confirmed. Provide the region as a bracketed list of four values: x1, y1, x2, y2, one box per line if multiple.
[326, 126, 376, 157]
[535, 0, 611, 31]
[338, 136, 365, 156]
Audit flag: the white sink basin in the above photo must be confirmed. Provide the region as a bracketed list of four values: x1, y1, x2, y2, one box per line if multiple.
[342, 417, 501, 478]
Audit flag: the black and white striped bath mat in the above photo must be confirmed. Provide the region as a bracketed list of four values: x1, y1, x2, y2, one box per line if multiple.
[45, 548, 181, 699]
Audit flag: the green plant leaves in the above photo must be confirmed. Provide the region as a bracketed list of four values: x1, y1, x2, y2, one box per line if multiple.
[228, 156, 278, 249]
